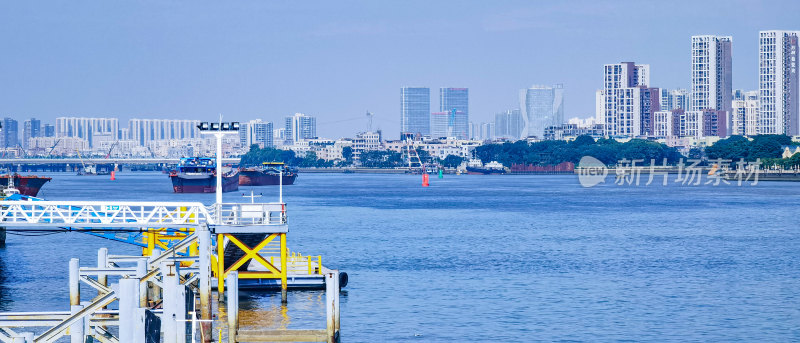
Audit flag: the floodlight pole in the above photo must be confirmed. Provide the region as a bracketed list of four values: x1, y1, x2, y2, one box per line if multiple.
[215, 129, 223, 205]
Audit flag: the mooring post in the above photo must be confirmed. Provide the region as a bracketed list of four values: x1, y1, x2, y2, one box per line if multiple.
[69, 305, 85, 343]
[198, 227, 213, 342]
[69, 258, 80, 306]
[119, 278, 142, 342]
[0, 226, 6, 247]
[136, 259, 148, 308]
[325, 272, 335, 343]
[226, 271, 238, 343]
[97, 248, 108, 287]
[161, 261, 185, 343]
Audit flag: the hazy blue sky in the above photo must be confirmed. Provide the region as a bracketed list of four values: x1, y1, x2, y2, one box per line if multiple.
[2, 0, 799, 139]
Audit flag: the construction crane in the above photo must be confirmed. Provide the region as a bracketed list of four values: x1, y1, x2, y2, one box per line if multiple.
[366, 111, 374, 132]
[105, 141, 119, 159]
[46, 139, 61, 157]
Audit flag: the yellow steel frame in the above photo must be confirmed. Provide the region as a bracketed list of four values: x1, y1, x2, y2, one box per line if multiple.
[141, 207, 198, 267]
[216, 232, 287, 295]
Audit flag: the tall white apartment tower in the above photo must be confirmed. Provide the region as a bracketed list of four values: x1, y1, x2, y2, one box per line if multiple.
[599, 62, 651, 137]
[691, 35, 733, 115]
[759, 30, 800, 135]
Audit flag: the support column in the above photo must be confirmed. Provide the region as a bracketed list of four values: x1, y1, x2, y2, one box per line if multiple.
[280, 233, 288, 304]
[333, 270, 340, 335]
[217, 234, 225, 297]
[136, 259, 148, 308]
[198, 228, 212, 342]
[119, 278, 141, 342]
[0, 226, 6, 247]
[325, 272, 335, 343]
[226, 271, 238, 343]
[69, 258, 80, 306]
[69, 305, 84, 343]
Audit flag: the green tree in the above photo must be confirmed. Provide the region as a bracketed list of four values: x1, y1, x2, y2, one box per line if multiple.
[440, 154, 464, 168]
[341, 147, 354, 165]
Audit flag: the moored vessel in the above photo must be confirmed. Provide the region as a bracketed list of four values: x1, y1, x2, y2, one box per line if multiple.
[465, 159, 507, 175]
[169, 157, 239, 193]
[239, 162, 298, 186]
[0, 174, 51, 196]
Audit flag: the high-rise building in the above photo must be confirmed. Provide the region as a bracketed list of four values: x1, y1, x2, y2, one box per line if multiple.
[494, 110, 523, 139]
[128, 119, 199, 146]
[23, 118, 41, 148]
[519, 84, 564, 138]
[1, 118, 19, 149]
[439, 88, 469, 139]
[56, 117, 119, 147]
[731, 90, 759, 136]
[239, 120, 274, 149]
[598, 63, 651, 137]
[691, 35, 733, 116]
[43, 124, 55, 137]
[638, 87, 661, 136]
[285, 113, 316, 145]
[759, 30, 800, 135]
[400, 87, 430, 138]
[660, 89, 690, 111]
[479, 122, 494, 140]
[430, 110, 468, 139]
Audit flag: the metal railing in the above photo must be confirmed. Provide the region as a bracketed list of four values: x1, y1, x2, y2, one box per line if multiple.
[209, 203, 286, 226]
[0, 201, 287, 229]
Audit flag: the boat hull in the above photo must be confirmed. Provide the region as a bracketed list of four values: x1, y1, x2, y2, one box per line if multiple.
[239, 170, 297, 186]
[0, 175, 51, 197]
[465, 167, 506, 175]
[170, 172, 239, 193]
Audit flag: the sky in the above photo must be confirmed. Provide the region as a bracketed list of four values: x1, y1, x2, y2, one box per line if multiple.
[2, 0, 800, 140]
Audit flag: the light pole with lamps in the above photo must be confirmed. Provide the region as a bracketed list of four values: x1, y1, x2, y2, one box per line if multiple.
[197, 118, 240, 206]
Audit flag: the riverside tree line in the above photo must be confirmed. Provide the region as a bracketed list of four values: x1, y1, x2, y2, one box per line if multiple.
[239, 134, 799, 169]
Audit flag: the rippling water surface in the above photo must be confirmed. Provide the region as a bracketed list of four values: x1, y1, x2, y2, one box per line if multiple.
[1, 172, 799, 342]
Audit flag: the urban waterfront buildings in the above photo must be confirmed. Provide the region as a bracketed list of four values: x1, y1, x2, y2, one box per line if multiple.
[758, 30, 800, 135]
[430, 110, 468, 139]
[519, 84, 564, 139]
[400, 87, 430, 137]
[284, 113, 317, 145]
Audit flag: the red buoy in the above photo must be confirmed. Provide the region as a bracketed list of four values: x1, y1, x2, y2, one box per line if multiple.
[422, 173, 429, 187]
[110, 170, 116, 181]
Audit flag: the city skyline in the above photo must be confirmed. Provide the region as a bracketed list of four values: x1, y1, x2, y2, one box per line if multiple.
[2, 1, 799, 140]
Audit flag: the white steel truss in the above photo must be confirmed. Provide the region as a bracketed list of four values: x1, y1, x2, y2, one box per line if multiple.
[0, 201, 286, 229]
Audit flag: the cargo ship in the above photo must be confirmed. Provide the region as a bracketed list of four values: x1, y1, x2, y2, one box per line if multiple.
[169, 157, 239, 193]
[239, 162, 297, 186]
[0, 174, 51, 196]
[465, 159, 507, 175]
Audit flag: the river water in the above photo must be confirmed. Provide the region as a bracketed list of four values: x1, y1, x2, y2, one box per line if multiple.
[0, 172, 798, 342]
